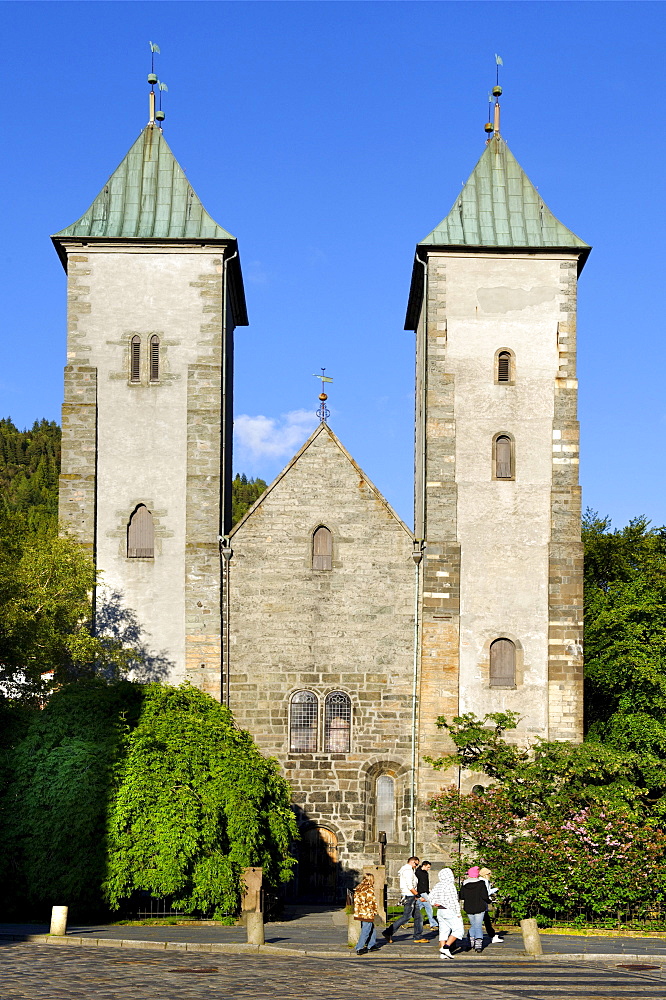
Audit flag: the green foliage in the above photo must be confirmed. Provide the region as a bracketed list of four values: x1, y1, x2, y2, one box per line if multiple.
[104, 684, 297, 917]
[231, 473, 267, 526]
[0, 418, 60, 533]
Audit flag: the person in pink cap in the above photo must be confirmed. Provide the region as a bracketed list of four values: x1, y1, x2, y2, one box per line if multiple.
[460, 866, 490, 952]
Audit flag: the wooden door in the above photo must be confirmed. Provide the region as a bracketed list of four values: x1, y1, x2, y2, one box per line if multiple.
[298, 826, 338, 902]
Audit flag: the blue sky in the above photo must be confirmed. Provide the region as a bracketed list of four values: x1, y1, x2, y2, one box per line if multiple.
[1, 1, 664, 529]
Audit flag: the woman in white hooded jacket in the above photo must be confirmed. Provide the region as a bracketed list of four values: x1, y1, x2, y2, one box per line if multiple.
[429, 868, 465, 960]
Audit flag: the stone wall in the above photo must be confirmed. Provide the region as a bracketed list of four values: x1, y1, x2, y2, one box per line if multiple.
[228, 424, 418, 892]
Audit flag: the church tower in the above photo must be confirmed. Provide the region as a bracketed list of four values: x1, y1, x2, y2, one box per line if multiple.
[406, 99, 590, 853]
[52, 111, 247, 696]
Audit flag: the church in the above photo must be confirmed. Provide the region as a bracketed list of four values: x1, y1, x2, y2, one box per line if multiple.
[53, 82, 588, 901]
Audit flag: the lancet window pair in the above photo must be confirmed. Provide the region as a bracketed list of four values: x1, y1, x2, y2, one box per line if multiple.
[289, 691, 352, 753]
[130, 335, 160, 383]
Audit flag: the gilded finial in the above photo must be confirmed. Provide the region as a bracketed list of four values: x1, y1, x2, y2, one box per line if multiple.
[484, 54, 503, 141]
[312, 368, 333, 423]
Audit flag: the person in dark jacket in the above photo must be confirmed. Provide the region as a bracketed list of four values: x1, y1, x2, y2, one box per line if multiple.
[415, 861, 439, 930]
[460, 866, 490, 952]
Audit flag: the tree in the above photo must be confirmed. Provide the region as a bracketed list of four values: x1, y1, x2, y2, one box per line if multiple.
[231, 474, 267, 526]
[104, 684, 297, 917]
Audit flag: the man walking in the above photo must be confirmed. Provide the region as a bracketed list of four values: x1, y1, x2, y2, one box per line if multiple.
[382, 856, 429, 944]
[415, 860, 439, 931]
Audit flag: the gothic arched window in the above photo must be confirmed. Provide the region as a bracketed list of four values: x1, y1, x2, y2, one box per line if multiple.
[290, 691, 318, 752]
[324, 691, 351, 752]
[149, 335, 160, 382]
[130, 336, 141, 383]
[490, 638, 516, 687]
[376, 774, 395, 841]
[312, 525, 332, 571]
[127, 504, 154, 558]
[494, 435, 514, 479]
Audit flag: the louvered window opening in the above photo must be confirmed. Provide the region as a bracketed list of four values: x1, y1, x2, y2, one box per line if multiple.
[324, 691, 351, 752]
[127, 505, 155, 558]
[149, 335, 160, 382]
[490, 638, 516, 687]
[376, 774, 396, 841]
[312, 526, 332, 570]
[496, 436, 512, 479]
[130, 337, 141, 382]
[290, 691, 318, 752]
[497, 352, 511, 382]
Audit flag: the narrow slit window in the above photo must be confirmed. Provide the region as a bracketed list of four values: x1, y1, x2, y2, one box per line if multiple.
[497, 351, 511, 382]
[495, 436, 513, 479]
[324, 691, 351, 752]
[149, 335, 160, 382]
[127, 504, 154, 558]
[290, 691, 318, 752]
[376, 774, 396, 841]
[130, 336, 141, 383]
[490, 638, 516, 687]
[312, 526, 332, 571]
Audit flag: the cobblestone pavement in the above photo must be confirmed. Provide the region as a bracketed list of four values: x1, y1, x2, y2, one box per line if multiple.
[2, 942, 666, 1000]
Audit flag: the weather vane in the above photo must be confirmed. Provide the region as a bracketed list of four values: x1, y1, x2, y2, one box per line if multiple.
[148, 42, 167, 125]
[312, 368, 333, 423]
[484, 54, 503, 140]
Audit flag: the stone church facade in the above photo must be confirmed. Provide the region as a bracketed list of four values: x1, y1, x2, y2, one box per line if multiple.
[54, 100, 589, 899]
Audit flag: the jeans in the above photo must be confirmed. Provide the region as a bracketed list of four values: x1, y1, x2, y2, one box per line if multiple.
[356, 920, 378, 952]
[418, 892, 439, 928]
[389, 895, 424, 939]
[467, 910, 484, 942]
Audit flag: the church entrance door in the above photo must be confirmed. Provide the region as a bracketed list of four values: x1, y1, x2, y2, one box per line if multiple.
[297, 826, 338, 903]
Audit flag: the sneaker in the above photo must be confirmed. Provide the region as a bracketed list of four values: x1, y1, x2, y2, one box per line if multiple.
[368, 945, 380, 952]
[382, 928, 393, 943]
[492, 934, 504, 943]
[439, 948, 454, 960]
[474, 941, 483, 952]
[356, 947, 368, 956]
[413, 938, 429, 943]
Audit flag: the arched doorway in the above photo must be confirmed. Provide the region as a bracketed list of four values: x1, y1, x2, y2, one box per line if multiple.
[297, 826, 338, 903]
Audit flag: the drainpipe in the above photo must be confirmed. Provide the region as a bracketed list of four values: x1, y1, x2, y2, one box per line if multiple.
[410, 254, 428, 856]
[220, 249, 237, 707]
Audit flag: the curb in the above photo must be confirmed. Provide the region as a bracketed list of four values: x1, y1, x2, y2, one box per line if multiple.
[1, 933, 665, 964]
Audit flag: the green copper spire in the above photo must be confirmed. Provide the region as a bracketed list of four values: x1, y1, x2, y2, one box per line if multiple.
[53, 124, 234, 242]
[419, 135, 589, 253]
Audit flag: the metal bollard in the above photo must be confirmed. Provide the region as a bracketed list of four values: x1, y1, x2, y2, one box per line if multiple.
[520, 917, 543, 956]
[50, 906, 68, 936]
[246, 910, 265, 945]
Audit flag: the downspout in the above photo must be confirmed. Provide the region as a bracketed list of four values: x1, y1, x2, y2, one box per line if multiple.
[220, 249, 237, 707]
[410, 254, 428, 855]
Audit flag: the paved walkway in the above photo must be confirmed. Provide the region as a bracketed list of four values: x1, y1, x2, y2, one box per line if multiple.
[3, 906, 666, 961]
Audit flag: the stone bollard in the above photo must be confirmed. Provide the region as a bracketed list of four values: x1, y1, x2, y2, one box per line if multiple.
[246, 910, 265, 946]
[347, 911, 360, 947]
[520, 917, 543, 956]
[50, 906, 68, 936]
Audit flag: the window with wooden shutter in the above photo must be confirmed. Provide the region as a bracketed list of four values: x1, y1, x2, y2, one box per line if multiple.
[495, 435, 513, 479]
[127, 505, 154, 558]
[312, 526, 332, 570]
[149, 335, 160, 382]
[489, 638, 516, 687]
[497, 351, 511, 382]
[376, 774, 396, 841]
[130, 336, 141, 383]
[290, 691, 318, 752]
[324, 691, 351, 752]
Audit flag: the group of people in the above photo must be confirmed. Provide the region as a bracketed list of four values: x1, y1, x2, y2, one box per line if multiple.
[352, 856, 503, 958]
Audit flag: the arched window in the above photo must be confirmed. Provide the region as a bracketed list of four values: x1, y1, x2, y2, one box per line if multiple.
[127, 504, 154, 558]
[376, 774, 395, 841]
[495, 435, 513, 479]
[324, 691, 351, 752]
[497, 351, 511, 382]
[149, 335, 160, 382]
[490, 638, 516, 687]
[290, 691, 318, 752]
[130, 336, 141, 383]
[312, 526, 332, 571]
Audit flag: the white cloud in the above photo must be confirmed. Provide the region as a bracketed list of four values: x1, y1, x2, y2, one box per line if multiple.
[234, 409, 318, 460]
